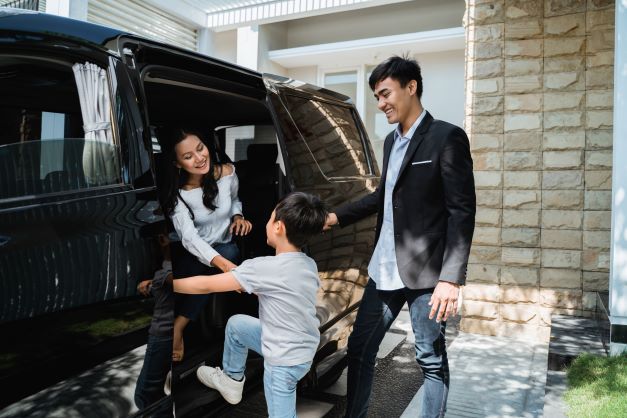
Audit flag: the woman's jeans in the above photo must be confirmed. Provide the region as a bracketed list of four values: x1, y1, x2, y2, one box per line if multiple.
[172, 241, 240, 320]
[222, 314, 312, 418]
[345, 279, 449, 418]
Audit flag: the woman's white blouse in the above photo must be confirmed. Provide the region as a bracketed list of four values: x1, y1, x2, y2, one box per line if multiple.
[171, 166, 243, 266]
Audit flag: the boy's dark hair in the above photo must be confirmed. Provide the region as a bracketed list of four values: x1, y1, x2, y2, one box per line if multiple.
[274, 192, 328, 249]
[368, 55, 423, 99]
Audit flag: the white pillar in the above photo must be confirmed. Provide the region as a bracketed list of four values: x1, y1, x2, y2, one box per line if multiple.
[45, 0, 70, 16]
[197, 28, 214, 56]
[237, 25, 259, 71]
[45, 0, 87, 20]
[609, 0, 627, 356]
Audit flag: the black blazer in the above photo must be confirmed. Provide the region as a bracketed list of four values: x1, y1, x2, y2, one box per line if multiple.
[336, 112, 476, 289]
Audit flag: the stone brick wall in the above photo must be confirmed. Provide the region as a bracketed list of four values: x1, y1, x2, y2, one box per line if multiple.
[463, 0, 614, 341]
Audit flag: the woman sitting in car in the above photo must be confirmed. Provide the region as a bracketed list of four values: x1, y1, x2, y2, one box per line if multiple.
[162, 127, 252, 362]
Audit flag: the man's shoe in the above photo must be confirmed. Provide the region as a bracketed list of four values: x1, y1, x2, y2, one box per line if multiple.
[196, 366, 245, 405]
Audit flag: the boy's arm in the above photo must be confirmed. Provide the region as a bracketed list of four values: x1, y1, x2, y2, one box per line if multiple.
[173, 272, 242, 294]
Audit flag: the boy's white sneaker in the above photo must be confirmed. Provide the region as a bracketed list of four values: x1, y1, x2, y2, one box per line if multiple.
[196, 366, 245, 404]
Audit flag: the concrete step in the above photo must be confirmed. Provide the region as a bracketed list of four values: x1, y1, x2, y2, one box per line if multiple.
[547, 315, 606, 371]
[543, 314, 608, 418]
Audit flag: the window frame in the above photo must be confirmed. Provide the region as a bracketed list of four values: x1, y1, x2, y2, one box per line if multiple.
[0, 53, 129, 206]
[280, 91, 376, 181]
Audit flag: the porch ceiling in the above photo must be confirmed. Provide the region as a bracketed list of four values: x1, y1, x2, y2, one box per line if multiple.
[193, 0, 415, 31]
[268, 27, 465, 68]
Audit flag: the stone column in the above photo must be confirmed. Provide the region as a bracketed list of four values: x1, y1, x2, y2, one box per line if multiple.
[583, 0, 615, 336]
[501, 0, 544, 339]
[609, 0, 627, 355]
[463, 0, 615, 342]
[463, 0, 506, 336]
[539, 0, 588, 332]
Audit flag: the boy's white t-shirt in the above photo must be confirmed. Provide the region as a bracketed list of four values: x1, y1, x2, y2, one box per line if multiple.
[231, 252, 320, 366]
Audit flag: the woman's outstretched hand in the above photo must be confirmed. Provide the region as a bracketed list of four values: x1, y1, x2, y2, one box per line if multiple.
[230, 215, 252, 236]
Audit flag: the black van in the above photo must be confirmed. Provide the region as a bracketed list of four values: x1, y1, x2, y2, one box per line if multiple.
[0, 8, 379, 417]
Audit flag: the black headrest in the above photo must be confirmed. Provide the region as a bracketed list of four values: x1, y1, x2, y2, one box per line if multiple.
[247, 144, 277, 164]
[43, 170, 69, 184]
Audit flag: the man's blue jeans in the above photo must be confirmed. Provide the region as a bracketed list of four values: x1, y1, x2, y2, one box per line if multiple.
[345, 279, 449, 418]
[222, 314, 312, 418]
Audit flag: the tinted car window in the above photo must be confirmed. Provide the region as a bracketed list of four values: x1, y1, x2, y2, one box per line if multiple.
[0, 58, 121, 200]
[283, 94, 372, 178]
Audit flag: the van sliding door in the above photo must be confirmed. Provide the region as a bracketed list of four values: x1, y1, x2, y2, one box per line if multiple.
[264, 76, 379, 376]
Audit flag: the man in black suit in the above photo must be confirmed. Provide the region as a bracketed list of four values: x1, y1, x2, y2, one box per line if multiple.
[324, 56, 475, 418]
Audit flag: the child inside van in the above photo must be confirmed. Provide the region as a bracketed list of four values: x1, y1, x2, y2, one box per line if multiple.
[173, 192, 327, 417]
[134, 227, 174, 414]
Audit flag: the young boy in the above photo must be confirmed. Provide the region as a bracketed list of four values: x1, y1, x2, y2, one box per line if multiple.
[173, 192, 327, 417]
[135, 230, 174, 415]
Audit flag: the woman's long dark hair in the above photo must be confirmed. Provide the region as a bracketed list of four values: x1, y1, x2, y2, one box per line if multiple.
[162, 127, 223, 220]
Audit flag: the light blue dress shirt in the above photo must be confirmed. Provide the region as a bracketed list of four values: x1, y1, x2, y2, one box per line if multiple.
[368, 109, 427, 290]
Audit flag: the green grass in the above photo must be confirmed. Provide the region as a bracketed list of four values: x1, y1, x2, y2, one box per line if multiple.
[565, 353, 627, 418]
[67, 311, 152, 338]
[0, 300, 154, 373]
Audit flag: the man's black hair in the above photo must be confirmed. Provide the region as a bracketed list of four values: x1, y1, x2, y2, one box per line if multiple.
[368, 55, 423, 99]
[274, 192, 328, 249]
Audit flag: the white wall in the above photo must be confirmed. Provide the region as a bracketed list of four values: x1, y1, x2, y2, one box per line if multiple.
[287, 66, 318, 85]
[258, 22, 288, 76]
[418, 49, 465, 129]
[213, 29, 237, 63]
[610, 0, 627, 355]
[286, 0, 464, 48]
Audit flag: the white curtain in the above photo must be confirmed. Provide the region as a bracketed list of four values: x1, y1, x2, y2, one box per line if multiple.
[72, 62, 118, 185]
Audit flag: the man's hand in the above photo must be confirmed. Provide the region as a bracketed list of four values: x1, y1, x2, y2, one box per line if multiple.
[323, 213, 338, 231]
[429, 281, 460, 322]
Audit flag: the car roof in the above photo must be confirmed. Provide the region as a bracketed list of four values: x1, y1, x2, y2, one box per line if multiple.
[0, 8, 125, 51]
[0, 8, 351, 104]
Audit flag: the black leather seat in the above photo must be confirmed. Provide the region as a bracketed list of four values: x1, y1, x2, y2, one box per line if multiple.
[237, 143, 280, 259]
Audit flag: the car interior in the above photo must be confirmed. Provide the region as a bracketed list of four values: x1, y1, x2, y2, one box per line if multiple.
[142, 71, 291, 411]
[143, 73, 289, 262]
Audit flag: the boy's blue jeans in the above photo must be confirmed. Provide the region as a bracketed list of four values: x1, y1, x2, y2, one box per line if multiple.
[345, 279, 449, 418]
[222, 314, 312, 418]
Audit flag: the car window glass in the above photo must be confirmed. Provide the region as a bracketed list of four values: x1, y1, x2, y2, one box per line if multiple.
[282, 94, 372, 178]
[223, 125, 255, 162]
[0, 58, 122, 200]
[221, 125, 280, 164]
